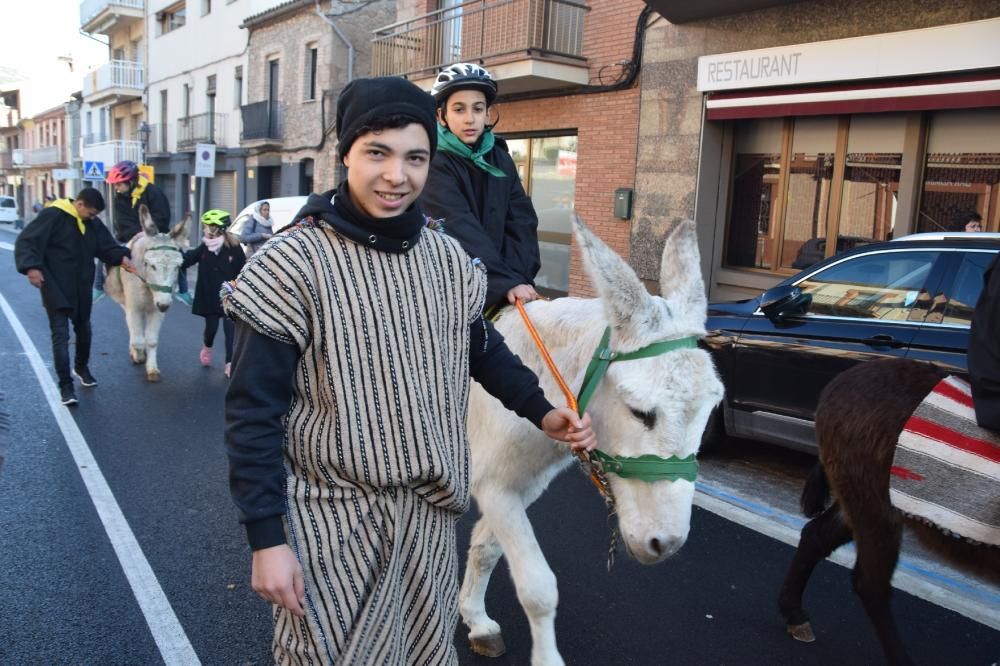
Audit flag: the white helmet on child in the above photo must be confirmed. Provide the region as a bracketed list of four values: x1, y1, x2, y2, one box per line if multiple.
[430, 63, 498, 105]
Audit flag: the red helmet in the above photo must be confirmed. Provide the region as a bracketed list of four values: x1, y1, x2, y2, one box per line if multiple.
[106, 160, 139, 184]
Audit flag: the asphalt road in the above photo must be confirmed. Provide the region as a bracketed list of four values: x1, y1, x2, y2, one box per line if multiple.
[0, 233, 997, 665]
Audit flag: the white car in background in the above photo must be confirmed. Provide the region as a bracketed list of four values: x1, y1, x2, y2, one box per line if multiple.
[0, 195, 19, 224]
[229, 196, 309, 253]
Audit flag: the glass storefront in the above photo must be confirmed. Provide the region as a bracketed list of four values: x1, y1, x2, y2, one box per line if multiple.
[724, 109, 998, 275]
[507, 134, 577, 295]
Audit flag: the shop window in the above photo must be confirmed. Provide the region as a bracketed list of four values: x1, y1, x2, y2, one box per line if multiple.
[781, 116, 837, 270]
[725, 118, 783, 269]
[726, 113, 911, 275]
[839, 114, 904, 245]
[506, 134, 577, 296]
[918, 109, 1000, 233]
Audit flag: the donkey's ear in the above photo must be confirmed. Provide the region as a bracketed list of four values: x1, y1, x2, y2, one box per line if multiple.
[659, 219, 706, 311]
[139, 204, 158, 236]
[574, 214, 660, 332]
[170, 212, 191, 246]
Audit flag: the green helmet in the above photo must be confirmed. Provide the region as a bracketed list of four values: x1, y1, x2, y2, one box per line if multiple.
[201, 209, 231, 227]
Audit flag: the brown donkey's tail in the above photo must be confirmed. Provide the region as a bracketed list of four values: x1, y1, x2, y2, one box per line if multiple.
[800, 463, 830, 518]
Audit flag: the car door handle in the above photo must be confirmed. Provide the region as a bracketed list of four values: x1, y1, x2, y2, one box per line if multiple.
[864, 334, 904, 349]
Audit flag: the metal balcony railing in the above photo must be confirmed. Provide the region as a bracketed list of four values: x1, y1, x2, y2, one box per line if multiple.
[83, 60, 144, 98]
[241, 101, 283, 141]
[80, 0, 143, 27]
[146, 123, 167, 154]
[177, 113, 227, 150]
[23, 145, 62, 166]
[82, 140, 143, 167]
[372, 0, 587, 78]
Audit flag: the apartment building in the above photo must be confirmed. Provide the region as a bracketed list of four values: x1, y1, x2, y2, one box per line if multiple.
[145, 0, 290, 226]
[374, 0, 648, 297]
[79, 0, 147, 220]
[637, 0, 1000, 300]
[239, 0, 394, 199]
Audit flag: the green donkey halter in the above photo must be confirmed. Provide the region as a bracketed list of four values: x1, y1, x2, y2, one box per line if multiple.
[576, 327, 700, 483]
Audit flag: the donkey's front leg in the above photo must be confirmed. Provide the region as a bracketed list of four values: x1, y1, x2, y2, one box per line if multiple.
[478, 487, 563, 666]
[460, 517, 506, 657]
[124, 308, 146, 364]
[143, 311, 164, 382]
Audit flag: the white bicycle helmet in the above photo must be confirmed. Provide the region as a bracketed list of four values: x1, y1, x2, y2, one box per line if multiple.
[430, 63, 498, 105]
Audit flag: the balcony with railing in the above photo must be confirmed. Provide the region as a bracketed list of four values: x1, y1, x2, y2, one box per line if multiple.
[82, 139, 143, 167]
[145, 123, 167, 156]
[80, 0, 143, 34]
[83, 60, 144, 104]
[372, 0, 590, 95]
[22, 145, 64, 166]
[240, 101, 283, 149]
[177, 113, 227, 150]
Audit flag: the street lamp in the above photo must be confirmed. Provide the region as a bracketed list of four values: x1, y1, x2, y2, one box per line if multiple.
[138, 121, 151, 163]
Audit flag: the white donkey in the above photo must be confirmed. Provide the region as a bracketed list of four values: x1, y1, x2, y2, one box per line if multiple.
[103, 205, 189, 382]
[462, 219, 725, 665]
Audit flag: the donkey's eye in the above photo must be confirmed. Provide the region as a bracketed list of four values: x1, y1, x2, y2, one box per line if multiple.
[628, 407, 656, 430]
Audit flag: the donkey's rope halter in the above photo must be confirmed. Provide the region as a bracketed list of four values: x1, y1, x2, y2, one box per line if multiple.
[514, 300, 699, 570]
[123, 244, 181, 294]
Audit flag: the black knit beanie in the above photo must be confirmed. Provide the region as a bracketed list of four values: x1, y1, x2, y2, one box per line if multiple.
[336, 77, 438, 159]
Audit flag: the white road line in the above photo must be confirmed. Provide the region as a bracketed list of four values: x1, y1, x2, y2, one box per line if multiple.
[695, 482, 1000, 631]
[0, 291, 201, 665]
[0, 241, 14, 251]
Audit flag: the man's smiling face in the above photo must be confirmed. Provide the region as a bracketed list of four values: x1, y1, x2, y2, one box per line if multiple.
[342, 123, 431, 219]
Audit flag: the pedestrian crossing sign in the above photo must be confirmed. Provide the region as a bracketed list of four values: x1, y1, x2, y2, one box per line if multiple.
[83, 161, 105, 181]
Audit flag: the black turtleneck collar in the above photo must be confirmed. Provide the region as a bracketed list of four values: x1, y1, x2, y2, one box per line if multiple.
[290, 182, 426, 254]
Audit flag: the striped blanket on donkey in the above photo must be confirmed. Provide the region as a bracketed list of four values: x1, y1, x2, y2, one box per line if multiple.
[890, 375, 1000, 547]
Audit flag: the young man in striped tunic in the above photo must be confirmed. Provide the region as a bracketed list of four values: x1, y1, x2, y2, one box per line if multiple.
[223, 77, 596, 665]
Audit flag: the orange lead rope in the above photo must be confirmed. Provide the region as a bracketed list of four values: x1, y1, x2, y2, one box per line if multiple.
[514, 299, 613, 500]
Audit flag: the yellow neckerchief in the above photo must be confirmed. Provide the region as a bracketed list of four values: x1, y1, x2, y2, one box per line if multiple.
[131, 175, 150, 208]
[50, 198, 86, 235]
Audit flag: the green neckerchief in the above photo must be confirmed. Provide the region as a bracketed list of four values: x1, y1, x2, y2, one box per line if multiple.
[436, 125, 507, 178]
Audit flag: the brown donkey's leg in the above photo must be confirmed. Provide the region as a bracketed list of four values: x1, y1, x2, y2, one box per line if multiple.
[851, 506, 913, 666]
[779, 502, 853, 641]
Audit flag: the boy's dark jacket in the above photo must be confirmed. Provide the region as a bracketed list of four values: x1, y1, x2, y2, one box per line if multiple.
[182, 240, 246, 317]
[969, 253, 1000, 430]
[14, 201, 129, 319]
[113, 179, 171, 242]
[420, 137, 541, 307]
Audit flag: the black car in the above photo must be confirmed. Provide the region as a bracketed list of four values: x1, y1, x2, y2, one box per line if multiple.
[703, 232, 1000, 453]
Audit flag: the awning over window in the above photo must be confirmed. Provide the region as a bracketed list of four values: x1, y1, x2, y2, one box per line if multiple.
[706, 72, 1000, 120]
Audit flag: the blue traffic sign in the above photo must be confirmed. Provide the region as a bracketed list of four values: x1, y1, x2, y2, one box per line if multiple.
[83, 161, 105, 181]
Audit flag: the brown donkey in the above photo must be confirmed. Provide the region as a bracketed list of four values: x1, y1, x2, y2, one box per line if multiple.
[778, 358, 1000, 666]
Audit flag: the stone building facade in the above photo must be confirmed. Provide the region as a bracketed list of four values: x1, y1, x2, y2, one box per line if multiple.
[240, 0, 395, 200]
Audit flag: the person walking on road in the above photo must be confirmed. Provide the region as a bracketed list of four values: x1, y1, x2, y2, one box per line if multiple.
[239, 200, 273, 256]
[94, 160, 193, 305]
[14, 188, 133, 405]
[420, 63, 541, 316]
[223, 76, 596, 665]
[182, 209, 245, 378]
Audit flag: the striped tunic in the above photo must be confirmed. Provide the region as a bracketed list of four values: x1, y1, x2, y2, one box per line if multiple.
[225, 220, 487, 665]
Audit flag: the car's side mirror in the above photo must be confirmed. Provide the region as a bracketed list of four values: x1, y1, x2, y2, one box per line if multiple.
[760, 285, 811, 323]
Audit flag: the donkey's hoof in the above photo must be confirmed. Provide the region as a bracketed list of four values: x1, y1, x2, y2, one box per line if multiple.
[469, 634, 506, 658]
[130, 350, 146, 364]
[787, 622, 815, 643]
[146, 371, 161, 383]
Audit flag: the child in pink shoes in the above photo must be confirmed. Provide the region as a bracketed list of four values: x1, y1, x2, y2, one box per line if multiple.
[183, 209, 245, 378]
